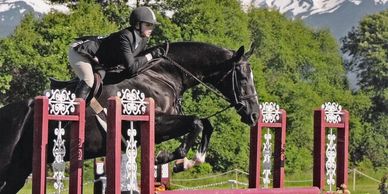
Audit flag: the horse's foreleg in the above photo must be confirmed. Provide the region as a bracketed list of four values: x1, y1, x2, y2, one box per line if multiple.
[154, 115, 214, 172]
[173, 118, 213, 172]
[154, 115, 203, 166]
[194, 118, 213, 164]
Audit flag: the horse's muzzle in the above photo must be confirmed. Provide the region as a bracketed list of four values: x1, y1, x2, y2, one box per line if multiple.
[240, 110, 259, 127]
[250, 112, 259, 126]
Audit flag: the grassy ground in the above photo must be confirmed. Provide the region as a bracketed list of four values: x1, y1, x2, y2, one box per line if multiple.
[169, 169, 384, 194]
[17, 169, 385, 193]
[17, 179, 94, 194]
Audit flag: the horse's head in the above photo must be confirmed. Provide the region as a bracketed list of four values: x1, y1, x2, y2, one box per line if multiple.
[143, 42, 259, 126]
[215, 45, 259, 126]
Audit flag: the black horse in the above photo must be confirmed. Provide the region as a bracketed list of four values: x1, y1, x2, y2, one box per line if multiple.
[0, 42, 259, 193]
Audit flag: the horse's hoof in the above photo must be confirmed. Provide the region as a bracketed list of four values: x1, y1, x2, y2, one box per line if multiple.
[155, 151, 170, 165]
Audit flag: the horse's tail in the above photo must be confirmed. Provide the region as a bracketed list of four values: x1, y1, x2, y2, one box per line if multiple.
[0, 99, 34, 183]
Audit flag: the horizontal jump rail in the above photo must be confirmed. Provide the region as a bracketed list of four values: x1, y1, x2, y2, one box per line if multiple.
[161, 187, 320, 194]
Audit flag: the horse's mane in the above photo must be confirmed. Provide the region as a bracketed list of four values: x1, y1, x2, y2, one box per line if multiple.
[104, 42, 233, 85]
[142, 41, 232, 58]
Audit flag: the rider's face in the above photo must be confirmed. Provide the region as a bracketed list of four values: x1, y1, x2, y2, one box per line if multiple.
[140, 22, 154, 38]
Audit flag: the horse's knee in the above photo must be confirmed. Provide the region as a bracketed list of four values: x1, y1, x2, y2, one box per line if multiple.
[192, 118, 204, 131]
[173, 147, 187, 158]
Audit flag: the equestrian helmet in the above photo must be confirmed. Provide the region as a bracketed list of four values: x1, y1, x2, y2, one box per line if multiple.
[130, 6, 159, 26]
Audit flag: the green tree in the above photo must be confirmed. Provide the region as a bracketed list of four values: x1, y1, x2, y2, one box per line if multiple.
[342, 10, 388, 114]
[0, 2, 117, 104]
[342, 10, 388, 167]
[101, 1, 182, 45]
[248, 8, 371, 172]
[162, 0, 250, 48]
[155, 0, 252, 171]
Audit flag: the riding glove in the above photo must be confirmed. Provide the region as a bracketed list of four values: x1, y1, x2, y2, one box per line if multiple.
[150, 47, 166, 58]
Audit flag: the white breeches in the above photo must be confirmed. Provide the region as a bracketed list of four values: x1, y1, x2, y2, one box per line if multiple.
[68, 45, 94, 87]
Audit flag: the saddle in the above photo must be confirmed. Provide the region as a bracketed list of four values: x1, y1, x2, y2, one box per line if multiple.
[49, 72, 104, 101]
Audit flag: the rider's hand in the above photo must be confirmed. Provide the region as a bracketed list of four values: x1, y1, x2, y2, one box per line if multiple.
[150, 47, 165, 59]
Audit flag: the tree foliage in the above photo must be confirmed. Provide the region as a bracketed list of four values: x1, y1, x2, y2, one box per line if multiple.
[154, 0, 253, 171]
[248, 8, 374, 171]
[161, 0, 250, 48]
[342, 10, 388, 167]
[0, 0, 384, 174]
[342, 11, 388, 114]
[0, 2, 117, 104]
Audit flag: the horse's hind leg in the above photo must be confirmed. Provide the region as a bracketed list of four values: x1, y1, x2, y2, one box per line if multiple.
[0, 100, 34, 193]
[0, 156, 32, 194]
[0, 116, 34, 194]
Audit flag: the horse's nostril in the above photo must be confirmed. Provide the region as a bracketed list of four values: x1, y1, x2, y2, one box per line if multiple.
[251, 112, 259, 123]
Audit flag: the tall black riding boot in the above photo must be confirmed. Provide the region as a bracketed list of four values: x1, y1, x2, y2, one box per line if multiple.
[74, 80, 91, 100]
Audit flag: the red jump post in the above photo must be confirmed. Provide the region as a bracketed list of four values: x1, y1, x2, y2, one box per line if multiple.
[249, 102, 286, 188]
[313, 102, 349, 192]
[106, 95, 155, 194]
[32, 92, 85, 194]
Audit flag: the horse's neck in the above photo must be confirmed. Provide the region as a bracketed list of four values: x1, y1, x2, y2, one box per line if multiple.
[166, 56, 225, 88]
[170, 58, 229, 90]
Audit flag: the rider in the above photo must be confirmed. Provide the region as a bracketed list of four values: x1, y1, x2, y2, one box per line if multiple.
[68, 6, 165, 100]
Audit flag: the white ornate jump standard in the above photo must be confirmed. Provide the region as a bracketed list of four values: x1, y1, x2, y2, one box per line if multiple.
[118, 89, 148, 193]
[46, 90, 77, 193]
[249, 102, 287, 189]
[32, 89, 85, 194]
[313, 102, 349, 192]
[105, 89, 155, 194]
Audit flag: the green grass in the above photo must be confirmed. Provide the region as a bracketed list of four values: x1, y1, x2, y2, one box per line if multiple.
[18, 169, 385, 194]
[169, 169, 384, 194]
[18, 179, 95, 194]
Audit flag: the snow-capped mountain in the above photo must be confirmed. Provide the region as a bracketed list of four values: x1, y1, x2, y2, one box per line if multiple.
[1, 0, 383, 89]
[242, 0, 388, 19]
[1, 0, 388, 40]
[0, 0, 68, 37]
[240, 0, 388, 89]
[241, 0, 388, 39]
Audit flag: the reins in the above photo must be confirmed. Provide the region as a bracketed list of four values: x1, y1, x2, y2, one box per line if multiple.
[162, 55, 238, 118]
[138, 42, 251, 119]
[160, 44, 244, 118]
[161, 55, 231, 103]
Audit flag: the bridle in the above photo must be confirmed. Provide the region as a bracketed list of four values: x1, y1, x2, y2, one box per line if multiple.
[218, 62, 258, 108]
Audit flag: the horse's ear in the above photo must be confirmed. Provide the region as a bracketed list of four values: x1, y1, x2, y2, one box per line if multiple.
[233, 46, 245, 61]
[243, 42, 256, 59]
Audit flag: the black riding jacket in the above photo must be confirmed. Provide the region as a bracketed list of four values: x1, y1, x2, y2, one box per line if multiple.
[74, 27, 149, 75]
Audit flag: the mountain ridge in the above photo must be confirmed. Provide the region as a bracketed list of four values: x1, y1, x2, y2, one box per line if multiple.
[241, 0, 388, 19]
[0, 0, 68, 37]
